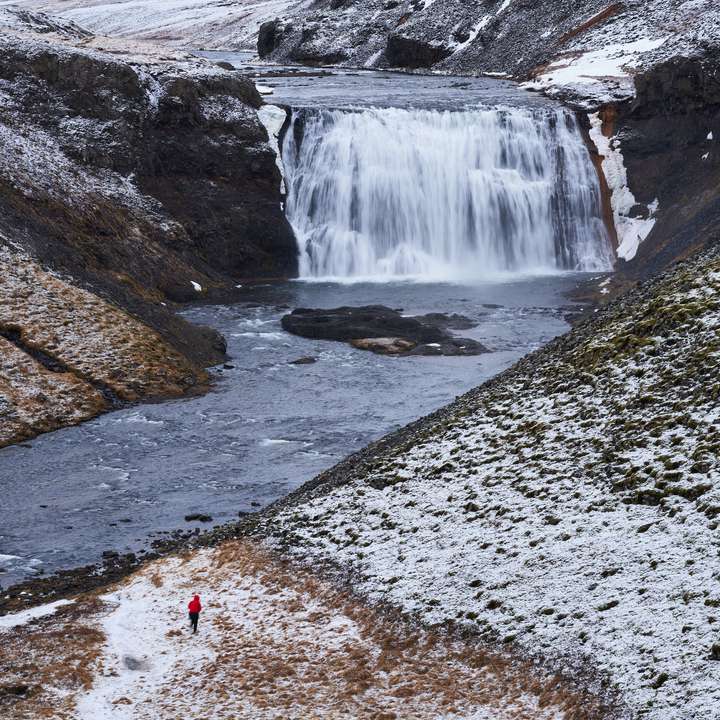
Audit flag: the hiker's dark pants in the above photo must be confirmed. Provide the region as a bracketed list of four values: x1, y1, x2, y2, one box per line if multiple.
[189, 612, 199, 633]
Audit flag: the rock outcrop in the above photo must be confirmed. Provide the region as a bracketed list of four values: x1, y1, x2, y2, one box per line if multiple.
[613, 55, 720, 279]
[0, 12, 298, 444]
[281, 306, 488, 356]
[0, 244, 206, 446]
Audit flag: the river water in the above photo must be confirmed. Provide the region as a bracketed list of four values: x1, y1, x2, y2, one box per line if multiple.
[0, 59, 610, 588]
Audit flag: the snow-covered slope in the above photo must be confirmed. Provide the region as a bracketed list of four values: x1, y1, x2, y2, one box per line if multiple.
[8, 0, 308, 48]
[1, 540, 611, 718]
[261, 243, 720, 719]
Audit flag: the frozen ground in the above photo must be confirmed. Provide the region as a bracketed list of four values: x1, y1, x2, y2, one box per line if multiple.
[4, 0, 307, 48]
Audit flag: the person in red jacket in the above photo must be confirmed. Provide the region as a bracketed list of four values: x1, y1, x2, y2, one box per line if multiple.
[188, 594, 202, 634]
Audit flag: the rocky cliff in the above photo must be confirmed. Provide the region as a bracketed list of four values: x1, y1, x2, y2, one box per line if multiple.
[0, 8, 297, 445]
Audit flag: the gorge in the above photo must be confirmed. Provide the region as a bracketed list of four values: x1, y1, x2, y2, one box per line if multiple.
[0, 58, 604, 587]
[1, 3, 719, 719]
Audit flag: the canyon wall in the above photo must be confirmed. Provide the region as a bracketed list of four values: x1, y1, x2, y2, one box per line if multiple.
[0, 8, 297, 444]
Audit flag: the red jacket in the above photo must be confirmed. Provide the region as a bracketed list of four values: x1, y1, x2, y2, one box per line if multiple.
[188, 596, 201, 614]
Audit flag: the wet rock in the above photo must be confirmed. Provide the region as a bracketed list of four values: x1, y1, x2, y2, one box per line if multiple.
[288, 356, 317, 365]
[281, 306, 487, 356]
[184, 513, 213, 523]
[406, 339, 488, 357]
[350, 338, 416, 355]
[420, 313, 477, 331]
[258, 19, 283, 58]
[385, 34, 452, 69]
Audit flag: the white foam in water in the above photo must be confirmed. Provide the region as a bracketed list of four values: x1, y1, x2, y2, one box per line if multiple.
[283, 107, 614, 281]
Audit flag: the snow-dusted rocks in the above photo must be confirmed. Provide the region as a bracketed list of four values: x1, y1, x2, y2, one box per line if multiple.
[261, 244, 720, 719]
[0, 244, 207, 447]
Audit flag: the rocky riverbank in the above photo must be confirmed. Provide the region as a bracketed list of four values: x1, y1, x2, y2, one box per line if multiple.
[0, 8, 296, 444]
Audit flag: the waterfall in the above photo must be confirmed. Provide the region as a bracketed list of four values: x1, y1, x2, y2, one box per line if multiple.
[282, 106, 614, 281]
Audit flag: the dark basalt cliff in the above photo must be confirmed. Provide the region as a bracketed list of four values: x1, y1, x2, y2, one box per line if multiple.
[0, 36, 297, 308]
[615, 55, 720, 279]
[0, 18, 297, 444]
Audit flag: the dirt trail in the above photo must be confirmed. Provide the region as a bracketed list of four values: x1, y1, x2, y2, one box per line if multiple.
[1, 540, 608, 719]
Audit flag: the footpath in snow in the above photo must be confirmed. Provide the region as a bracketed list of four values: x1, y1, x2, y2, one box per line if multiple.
[2, 541, 608, 719]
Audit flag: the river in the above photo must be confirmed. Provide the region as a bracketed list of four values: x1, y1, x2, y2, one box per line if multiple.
[0, 58, 612, 588]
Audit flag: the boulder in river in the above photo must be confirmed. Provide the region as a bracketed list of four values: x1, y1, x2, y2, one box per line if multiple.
[184, 513, 213, 523]
[350, 338, 417, 355]
[281, 306, 488, 356]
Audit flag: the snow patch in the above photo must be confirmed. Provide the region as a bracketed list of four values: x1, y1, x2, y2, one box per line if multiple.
[0, 599, 75, 632]
[526, 37, 669, 104]
[257, 103, 288, 194]
[589, 112, 658, 261]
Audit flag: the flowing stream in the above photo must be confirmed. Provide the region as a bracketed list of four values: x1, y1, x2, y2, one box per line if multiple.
[0, 59, 616, 588]
[284, 107, 613, 280]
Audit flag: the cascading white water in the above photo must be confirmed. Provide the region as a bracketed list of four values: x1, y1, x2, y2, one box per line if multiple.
[283, 106, 614, 280]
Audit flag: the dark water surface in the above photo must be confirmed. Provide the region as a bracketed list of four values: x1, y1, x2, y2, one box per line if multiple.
[197, 50, 554, 110]
[0, 277, 589, 587]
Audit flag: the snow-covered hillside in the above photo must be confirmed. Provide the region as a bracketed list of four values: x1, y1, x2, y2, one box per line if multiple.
[1, 540, 611, 718]
[8, 0, 308, 49]
[261, 243, 720, 719]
